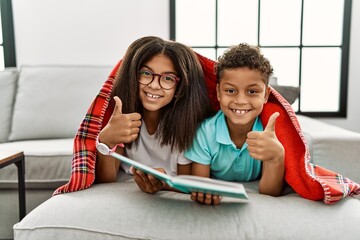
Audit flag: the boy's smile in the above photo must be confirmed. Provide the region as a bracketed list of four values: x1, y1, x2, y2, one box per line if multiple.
[217, 67, 270, 132]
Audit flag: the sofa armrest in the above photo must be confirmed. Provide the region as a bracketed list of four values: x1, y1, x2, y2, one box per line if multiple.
[297, 115, 360, 183]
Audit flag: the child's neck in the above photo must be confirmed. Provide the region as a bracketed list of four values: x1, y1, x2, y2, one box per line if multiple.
[227, 119, 254, 149]
[142, 110, 160, 135]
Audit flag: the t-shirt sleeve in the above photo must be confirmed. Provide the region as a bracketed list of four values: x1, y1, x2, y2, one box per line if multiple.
[177, 151, 192, 165]
[184, 125, 212, 165]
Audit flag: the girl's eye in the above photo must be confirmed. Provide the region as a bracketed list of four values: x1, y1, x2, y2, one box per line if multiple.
[162, 75, 176, 82]
[140, 70, 152, 77]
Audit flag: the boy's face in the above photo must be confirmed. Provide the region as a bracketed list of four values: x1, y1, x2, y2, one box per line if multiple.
[216, 67, 270, 130]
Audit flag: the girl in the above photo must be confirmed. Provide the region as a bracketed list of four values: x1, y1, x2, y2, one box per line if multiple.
[94, 36, 214, 193]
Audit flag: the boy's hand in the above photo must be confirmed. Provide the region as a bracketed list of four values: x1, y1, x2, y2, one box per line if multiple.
[246, 112, 284, 162]
[131, 167, 166, 194]
[190, 192, 221, 205]
[99, 96, 142, 147]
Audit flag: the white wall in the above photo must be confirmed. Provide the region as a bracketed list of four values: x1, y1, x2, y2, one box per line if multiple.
[12, 0, 169, 66]
[12, 0, 360, 133]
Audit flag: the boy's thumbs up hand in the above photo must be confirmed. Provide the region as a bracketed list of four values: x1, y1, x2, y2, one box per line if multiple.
[246, 112, 284, 162]
[264, 112, 279, 132]
[98, 96, 142, 148]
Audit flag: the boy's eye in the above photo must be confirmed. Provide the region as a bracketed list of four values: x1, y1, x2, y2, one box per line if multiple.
[247, 89, 258, 95]
[225, 89, 236, 94]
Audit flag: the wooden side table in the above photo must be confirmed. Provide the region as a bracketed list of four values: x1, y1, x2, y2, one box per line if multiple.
[0, 151, 26, 220]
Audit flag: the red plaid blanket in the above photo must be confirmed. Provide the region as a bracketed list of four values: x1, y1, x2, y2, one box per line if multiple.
[54, 55, 360, 204]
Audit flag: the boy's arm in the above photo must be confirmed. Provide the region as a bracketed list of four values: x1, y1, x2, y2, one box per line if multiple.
[191, 163, 221, 205]
[246, 112, 285, 196]
[258, 152, 284, 196]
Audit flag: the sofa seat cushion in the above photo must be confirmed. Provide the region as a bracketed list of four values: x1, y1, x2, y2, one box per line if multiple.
[0, 139, 73, 189]
[14, 180, 360, 240]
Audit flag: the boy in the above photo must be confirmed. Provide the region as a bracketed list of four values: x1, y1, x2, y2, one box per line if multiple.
[185, 43, 285, 205]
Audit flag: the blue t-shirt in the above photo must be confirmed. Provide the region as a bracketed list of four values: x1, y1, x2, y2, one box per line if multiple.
[185, 110, 262, 182]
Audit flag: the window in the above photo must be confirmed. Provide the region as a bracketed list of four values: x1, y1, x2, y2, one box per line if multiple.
[0, 0, 16, 70]
[170, 0, 352, 117]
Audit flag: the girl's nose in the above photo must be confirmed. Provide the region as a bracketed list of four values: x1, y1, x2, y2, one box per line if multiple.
[147, 75, 162, 89]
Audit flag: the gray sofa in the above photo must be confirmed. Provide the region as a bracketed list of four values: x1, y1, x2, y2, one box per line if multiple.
[0, 65, 112, 239]
[1, 65, 359, 239]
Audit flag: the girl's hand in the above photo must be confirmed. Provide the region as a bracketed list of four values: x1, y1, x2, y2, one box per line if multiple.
[131, 167, 166, 194]
[99, 96, 142, 148]
[190, 192, 221, 205]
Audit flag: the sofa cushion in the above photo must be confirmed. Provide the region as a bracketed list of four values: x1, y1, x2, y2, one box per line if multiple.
[0, 68, 18, 143]
[271, 85, 300, 104]
[13, 180, 360, 240]
[0, 139, 73, 189]
[9, 65, 112, 141]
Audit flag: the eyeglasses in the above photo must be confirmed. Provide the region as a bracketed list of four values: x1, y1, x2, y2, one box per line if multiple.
[138, 70, 180, 90]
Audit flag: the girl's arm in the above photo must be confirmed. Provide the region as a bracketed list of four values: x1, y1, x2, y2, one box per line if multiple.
[95, 147, 123, 183]
[95, 96, 141, 182]
[132, 163, 192, 193]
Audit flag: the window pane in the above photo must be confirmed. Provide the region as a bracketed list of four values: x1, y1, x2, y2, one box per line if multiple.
[260, 0, 302, 45]
[0, 8, 3, 44]
[192, 48, 216, 61]
[176, 0, 216, 46]
[261, 48, 300, 87]
[301, 48, 341, 111]
[302, 0, 344, 45]
[218, 0, 258, 46]
[0, 47, 4, 71]
[217, 48, 228, 60]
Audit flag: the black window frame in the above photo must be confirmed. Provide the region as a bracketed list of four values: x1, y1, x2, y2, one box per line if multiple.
[170, 0, 352, 118]
[0, 0, 16, 68]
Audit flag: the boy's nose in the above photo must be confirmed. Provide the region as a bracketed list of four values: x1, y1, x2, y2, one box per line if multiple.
[234, 93, 248, 104]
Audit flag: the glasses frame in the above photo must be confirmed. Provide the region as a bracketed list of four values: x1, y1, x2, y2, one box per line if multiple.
[138, 70, 180, 90]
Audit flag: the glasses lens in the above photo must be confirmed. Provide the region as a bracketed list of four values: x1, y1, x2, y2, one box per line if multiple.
[139, 70, 153, 85]
[160, 75, 177, 89]
[138, 70, 178, 89]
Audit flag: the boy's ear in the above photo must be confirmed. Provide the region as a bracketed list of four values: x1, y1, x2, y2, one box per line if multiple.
[264, 86, 271, 103]
[216, 83, 221, 101]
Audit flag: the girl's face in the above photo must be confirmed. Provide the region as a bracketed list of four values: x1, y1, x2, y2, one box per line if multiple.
[138, 54, 178, 115]
[216, 67, 270, 131]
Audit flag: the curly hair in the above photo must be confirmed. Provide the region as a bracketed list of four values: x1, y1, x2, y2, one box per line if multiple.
[216, 43, 273, 85]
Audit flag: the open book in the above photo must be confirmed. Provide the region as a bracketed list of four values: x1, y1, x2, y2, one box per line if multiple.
[111, 152, 248, 200]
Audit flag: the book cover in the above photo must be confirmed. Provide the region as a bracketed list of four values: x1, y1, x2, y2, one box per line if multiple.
[111, 152, 248, 200]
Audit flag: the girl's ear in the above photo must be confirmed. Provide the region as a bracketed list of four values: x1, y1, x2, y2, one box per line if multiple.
[264, 86, 271, 103]
[216, 83, 221, 101]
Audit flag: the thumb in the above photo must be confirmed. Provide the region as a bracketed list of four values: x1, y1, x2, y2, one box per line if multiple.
[264, 112, 280, 132]
[113, 96, 123, 115]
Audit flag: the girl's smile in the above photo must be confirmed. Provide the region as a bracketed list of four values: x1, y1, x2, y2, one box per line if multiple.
[139, 54, 178, 114]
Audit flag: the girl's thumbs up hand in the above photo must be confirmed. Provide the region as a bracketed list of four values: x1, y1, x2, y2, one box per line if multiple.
[98, 96, 142, 148]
